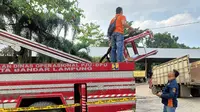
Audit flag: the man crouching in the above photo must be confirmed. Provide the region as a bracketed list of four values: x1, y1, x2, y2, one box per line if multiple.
[157, 69, 179, 112]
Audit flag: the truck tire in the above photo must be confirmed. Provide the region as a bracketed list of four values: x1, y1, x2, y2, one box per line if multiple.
[28, 101, 64, 112]
[135, 78, 139, 83]
[151, 86, 158, 95]
[191, 88, 200, 97]
[143, 77, 146, 83]
[151, 86, 162, 95]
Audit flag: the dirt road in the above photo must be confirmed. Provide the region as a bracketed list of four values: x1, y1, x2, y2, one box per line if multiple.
[136, 84, 200, 112]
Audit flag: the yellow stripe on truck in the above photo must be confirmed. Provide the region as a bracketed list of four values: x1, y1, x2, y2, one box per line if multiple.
[133, 71, 145, 78]
[0, 97, 136, 112]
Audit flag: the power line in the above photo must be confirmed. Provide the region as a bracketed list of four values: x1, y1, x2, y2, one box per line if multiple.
[150, 21, 200, 30]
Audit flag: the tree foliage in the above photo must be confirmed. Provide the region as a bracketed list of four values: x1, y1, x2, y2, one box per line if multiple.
[10, 0, 84, 40]
[99, 39, 109, 47]
[11, 0, 83, 24]
[92, 57, 102, 62]
[0, 46, 14, 56]
[77, 22, 105, 46]
[146, 32, 190, 48]
[37, 41, 92, 63]
[124, 21, 133, 36]
[0, 0, 95, 63]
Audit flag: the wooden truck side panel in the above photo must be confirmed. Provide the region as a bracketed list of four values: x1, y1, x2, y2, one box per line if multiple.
[152, 55, 190, 85]
[190, 61, 200, 84]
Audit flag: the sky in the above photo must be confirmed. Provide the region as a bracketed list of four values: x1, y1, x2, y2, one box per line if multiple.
[78, 0, 200, 47]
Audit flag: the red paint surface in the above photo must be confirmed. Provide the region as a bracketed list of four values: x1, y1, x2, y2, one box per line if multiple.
[0, 62, 134, 74]
[130, 41, 138, 55]
[88, 103, 135, 112]
[57, 103, 135, 112]
[124, 30, 153, 43]
[0, 89, 135, 103]
[134, 50, 158, 61]
[87, 89, 135, 95]
[0, 78, 134, 86]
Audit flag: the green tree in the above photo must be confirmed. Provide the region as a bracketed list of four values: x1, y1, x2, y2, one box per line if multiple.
[192, 47, 200, 49]
[99, 39, 110, 47]
[37, 40, 92, 63]
[0, 46, 14, 56]
[145, 32, 190, 48]
[92, 57, 101, 62]
[0, 17, 6, 30]
[10, 0, 84, 42]
[11, 0, 83, 29]
[13, 12, 76, 63]
[124, 21, 133, 36]
[0, 0, 92, 63]
[77, 22, 104, 46]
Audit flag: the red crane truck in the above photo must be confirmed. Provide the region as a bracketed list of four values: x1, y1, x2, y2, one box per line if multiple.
[0, 29, 157, 112]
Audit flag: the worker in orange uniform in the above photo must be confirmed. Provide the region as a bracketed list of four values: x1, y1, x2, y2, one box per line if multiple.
[157, 69, 179, 112]
[108, 7, 134, 62]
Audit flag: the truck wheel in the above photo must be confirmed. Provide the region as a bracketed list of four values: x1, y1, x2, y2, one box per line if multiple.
[151, 86, 158, 95]
[135, 78, 139, 83]
[151, 86, 162, 95]
[28, 101, 64, 112]
[143, 77, 146, 83]
[191, 88, 200, 97]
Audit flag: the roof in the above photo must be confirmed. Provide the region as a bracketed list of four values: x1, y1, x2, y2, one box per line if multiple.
[89, 47, 200, 59]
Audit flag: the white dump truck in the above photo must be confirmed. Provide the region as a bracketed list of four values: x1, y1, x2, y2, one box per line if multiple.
[150, 55, 200, 97]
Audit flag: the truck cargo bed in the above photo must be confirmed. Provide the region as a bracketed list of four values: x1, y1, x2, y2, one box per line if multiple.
[152, 55, 190, 85]
[190, 61, 200, 83]
[152, 55, 200, 86]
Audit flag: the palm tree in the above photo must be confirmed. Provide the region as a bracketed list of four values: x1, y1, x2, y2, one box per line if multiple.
[36, 38, 92, 63]
[70, 42, 92, 61]
[0, 0, 91, 63]
[0, 46, 14, 56]
[0, 17, 6, 30]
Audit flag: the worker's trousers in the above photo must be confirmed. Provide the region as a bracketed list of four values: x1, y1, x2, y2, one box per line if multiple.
[163, 105, 176, 112]
[110, 32, 124, 62]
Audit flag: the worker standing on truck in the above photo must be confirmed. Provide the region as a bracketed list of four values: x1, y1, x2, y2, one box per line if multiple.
[156, 69, 179, 112]
[108, 7, 134, 62]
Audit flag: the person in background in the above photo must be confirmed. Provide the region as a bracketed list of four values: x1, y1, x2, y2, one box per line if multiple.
[156, 69, 179, 112]
[148, 71, 153, 89]
[109, 7, 134, 62]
